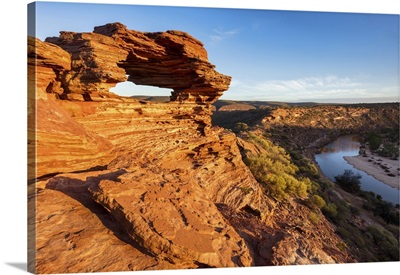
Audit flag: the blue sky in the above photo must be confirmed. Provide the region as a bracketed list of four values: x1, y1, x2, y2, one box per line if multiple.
[31, 1, 399, 103]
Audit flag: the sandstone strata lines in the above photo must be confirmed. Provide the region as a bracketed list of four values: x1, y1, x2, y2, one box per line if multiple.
[45, 22, 231, 103]
[28, 23, 353, 274]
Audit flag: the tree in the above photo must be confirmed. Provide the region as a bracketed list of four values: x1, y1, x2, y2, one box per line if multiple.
[373, 200, 399, 225]
[234, 122, 249, 133]
[378, 143, 399, 160]
[334, 170, 362, 194]
[368, 133, 382, 151]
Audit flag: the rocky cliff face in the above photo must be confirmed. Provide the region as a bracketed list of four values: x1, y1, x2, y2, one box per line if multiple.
[262, 105, 399, 156]
[28, 23, 352, 274]
[44, 22, 230, 103]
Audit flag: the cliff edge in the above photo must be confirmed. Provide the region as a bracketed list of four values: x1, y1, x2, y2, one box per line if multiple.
[28, 23, 352, 273]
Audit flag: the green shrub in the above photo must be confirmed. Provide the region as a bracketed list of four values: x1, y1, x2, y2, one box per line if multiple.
[366, 226, 399, 261]
[312, 194, 326, 209]
[234, 122, 249, 133]
[308, 211, 319, 225]
[243, 133, 311, 201]
[336, 227, 351, 239]
[334, 170, 361, 194]
[322, 203, 338, 220]
[367, 133, 382, 150]
[349, 205, 360, 216]
[377, 143, 399, 159]
[361, 191, 399, 225]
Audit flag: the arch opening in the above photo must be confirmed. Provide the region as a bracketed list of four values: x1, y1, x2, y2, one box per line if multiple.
[110, 76, 173, 102]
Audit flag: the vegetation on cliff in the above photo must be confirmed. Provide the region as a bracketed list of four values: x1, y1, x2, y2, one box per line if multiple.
[32, 23, 363, 272]
[212, 102, 399, 262]
[363, 129, 399, 160]
[243, 132, 311, 200]
[31, 21, 399, 271]
[334, 170, 362, 194]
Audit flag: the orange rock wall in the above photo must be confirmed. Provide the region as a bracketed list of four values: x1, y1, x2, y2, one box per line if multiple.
[28, 23, 352, 273]
[45, 22, 231, 103]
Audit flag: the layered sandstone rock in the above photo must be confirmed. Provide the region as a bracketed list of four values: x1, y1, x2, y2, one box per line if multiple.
[28, 36, 71, 95]
[33, 171, 178, 273]
[28, 23, 352, 274]
[45, 22, 231, 103]
[28, 37, 114, 179]
[217, 201, 353, 266]
[89, 167, 252, 267]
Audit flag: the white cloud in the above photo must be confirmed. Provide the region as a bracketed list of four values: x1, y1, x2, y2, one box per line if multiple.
[222, 75, 397, 103]
[381, 86, 399, 94]
[229, 79, 246, 88]
[255, 75, 363, 92]
[209, 28, 239, 43]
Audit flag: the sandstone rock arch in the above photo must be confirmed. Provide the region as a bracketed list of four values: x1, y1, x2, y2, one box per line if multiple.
[29, 23, 356, 273]
[45, 22, 231, 103]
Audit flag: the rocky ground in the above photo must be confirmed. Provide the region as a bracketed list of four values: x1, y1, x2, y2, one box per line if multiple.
[28, 23, 354, 273]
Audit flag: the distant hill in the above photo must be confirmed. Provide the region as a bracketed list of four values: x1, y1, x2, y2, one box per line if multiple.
[213, 100, 325, 111]
[127, 97, 396, 113]
[212, 102, 400, 157]
[128, 96, 322, 108]
[130, 95, 170, 102]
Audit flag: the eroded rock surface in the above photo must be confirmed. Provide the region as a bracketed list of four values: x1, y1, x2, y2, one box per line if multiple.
[45, 22, 231, 103]
[28, 23, 353, 274]
[89, 167, 252, 267]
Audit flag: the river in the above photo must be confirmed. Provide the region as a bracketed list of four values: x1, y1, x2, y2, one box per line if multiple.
[315, 134, 399, 204]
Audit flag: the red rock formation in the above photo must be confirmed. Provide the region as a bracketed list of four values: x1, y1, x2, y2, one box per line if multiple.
[45, 22, 231, 103]
[89, 168, 252, 267]
[28, 23, 353, 274]
[28, 36, 71, 95]
[28, 36, 114, 179]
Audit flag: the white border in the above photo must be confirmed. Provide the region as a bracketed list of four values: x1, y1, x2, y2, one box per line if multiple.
[0, 1, 398, 275]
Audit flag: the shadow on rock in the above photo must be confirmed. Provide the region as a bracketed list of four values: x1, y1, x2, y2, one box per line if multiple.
[45, 169, 154, 256]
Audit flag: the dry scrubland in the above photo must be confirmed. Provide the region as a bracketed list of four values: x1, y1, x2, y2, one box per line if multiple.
[213, 102, 399, 262]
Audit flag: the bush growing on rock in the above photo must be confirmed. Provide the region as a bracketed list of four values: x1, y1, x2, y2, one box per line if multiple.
[365, 226, 399, 261]
[234, 122, 250, 133]
[367, 133, 382, 151]
[322, 203, 338, 220]
[334, 170, 361, 194]
[308, 212, 319, 225]
[243, 133, 311, 201]
[311, 194, 326, 209]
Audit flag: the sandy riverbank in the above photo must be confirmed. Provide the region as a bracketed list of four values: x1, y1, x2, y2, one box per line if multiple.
[344, 151, 400, 190]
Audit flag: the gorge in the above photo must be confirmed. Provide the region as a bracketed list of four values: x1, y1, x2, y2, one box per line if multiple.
[315, 134, 399, 204]
[28, 22, 398, 274]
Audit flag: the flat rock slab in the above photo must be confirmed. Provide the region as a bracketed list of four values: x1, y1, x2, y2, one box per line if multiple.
[89, 166, 253, 267]
[33, 171, 178, 273]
